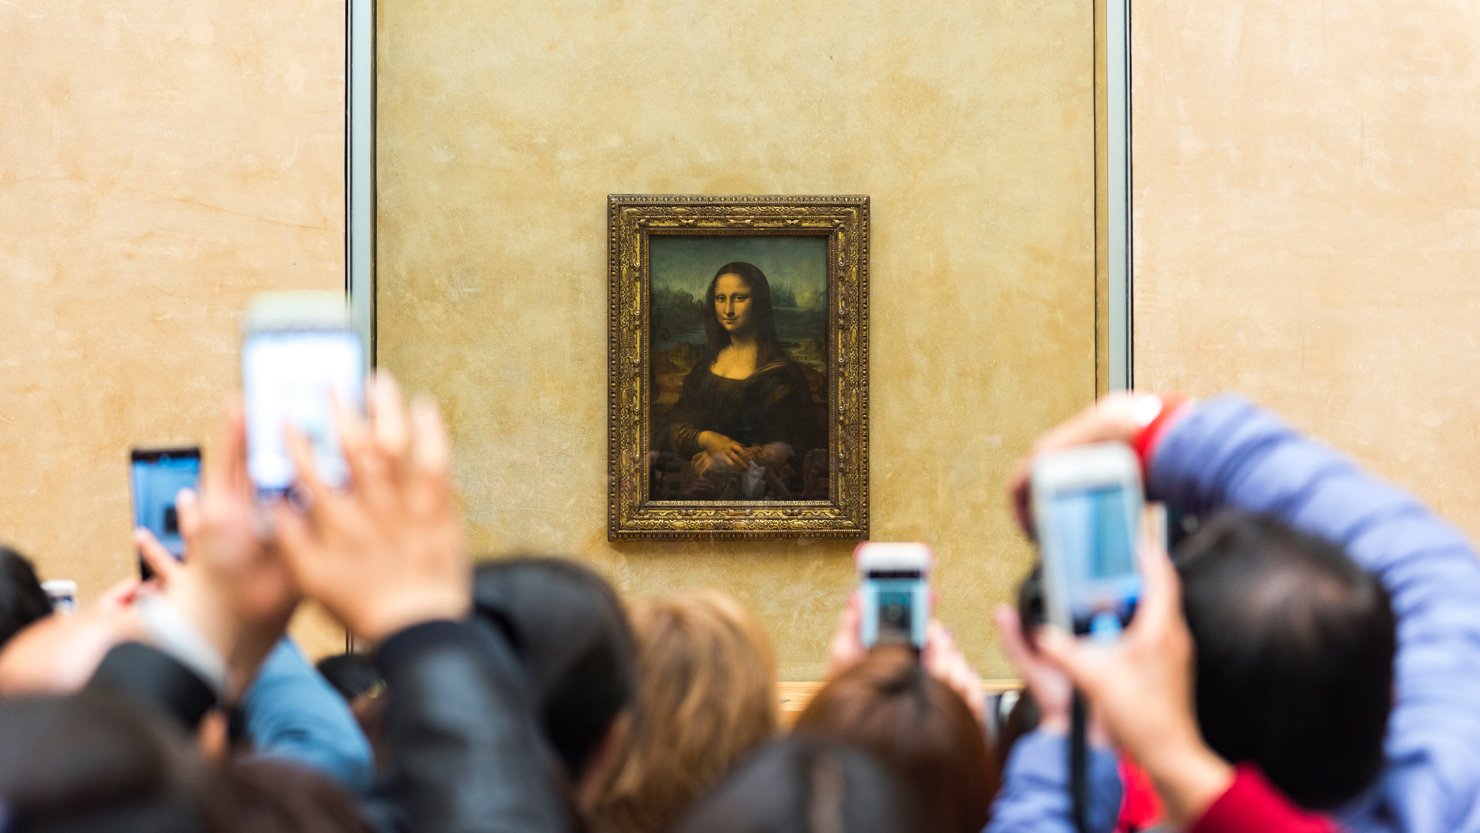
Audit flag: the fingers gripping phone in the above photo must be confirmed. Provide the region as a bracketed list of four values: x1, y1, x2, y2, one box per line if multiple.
[856, 542, 933, 649]
[130, 446, 201, 578]
[1031, 443, 1144, 640]
[242, 293, 366, 498]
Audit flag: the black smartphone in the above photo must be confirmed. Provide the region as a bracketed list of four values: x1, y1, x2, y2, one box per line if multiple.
[130, 446, 201, 578]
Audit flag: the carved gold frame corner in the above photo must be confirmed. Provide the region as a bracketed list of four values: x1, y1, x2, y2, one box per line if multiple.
[607, 194, 870, 540]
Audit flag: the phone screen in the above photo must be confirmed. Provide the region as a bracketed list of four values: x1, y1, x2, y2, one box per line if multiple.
[130, 449, 201, 559]
[243, 328, 364, 495]
[1042, 483, 1142, 636]
[862, 569, 927, 648]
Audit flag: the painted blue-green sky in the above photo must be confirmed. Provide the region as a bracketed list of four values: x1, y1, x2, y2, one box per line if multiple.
[650, 235, 827, 308]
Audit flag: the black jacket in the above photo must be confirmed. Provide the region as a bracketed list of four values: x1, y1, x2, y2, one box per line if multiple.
[90, 619, 574, 833]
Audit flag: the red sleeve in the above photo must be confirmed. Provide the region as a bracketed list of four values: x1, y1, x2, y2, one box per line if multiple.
[1190, 766, 1342, 833]
[1117, 757, 1163, 831]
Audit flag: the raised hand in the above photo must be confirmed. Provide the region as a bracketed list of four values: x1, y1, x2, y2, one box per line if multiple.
[1008, 392, 1155, 536]
[826, 596, 986, 723]
[922, 621, 986, 723]
[1034, 511, 1233, 826]
[825, 595, 867, 675]
[993, 602, 1075, 735]
[272, 373, 469, 644]
[133, 527, 181, 589]
[163, 403, 300, 699]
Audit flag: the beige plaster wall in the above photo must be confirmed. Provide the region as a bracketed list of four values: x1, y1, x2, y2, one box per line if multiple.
[378, 2, 1098, 679]
[0, 2, 346, 653]
[1132, 2, 1480, 538]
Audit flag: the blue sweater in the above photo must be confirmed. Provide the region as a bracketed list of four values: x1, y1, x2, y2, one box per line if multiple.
[243, 639, 375, 794]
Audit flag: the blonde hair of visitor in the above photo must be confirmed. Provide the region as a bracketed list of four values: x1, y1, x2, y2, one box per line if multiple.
[594, 589, 778, 833]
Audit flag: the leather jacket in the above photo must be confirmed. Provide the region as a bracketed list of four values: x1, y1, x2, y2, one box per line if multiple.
[362, 619, 574, 833]
[90, 618, 574, 833]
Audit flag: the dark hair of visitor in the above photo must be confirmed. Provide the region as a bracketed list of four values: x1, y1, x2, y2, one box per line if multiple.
[471, 555, 638, 780]
[0, 692, 209, 833]
[994, 689, 1042, 778]
[1176, 511, 1396, 809]
[203, 758, 371, 833]
[0, 545, 53, 649]
[316, 652, 383, 703]
[670, 736, 924, 833]
[794, 646, 996, 833]
[703, 261, 784, 366]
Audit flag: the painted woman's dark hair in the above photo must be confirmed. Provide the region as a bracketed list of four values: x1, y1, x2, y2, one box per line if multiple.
[703, 262, 783, 366]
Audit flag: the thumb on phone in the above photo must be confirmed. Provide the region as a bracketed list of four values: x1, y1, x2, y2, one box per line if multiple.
[134, 527, 183, 586]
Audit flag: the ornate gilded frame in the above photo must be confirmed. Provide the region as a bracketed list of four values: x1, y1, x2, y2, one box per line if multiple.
[607, 195, 870, 539]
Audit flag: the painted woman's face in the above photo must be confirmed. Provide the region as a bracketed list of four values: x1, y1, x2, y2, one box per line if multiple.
[713, 273, 753, 337]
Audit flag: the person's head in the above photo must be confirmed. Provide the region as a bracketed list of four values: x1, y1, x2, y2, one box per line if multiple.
[1176, 511, 1396, 809]
[0, 546, 52, 650]
[0, 692, 211, 833]
[703, 262, 779, 351]
[994, 689, 1041, 777]
[670, 737, 923, 833]
[795, 646, 996, 833]
[596, 589, 778, 833]
[471, 556, 637, 797]
[206, 758, 370, 833]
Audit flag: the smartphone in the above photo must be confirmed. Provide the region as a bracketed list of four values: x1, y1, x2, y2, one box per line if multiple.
[242, 292, 365, 497]
[1031, 442, 1144, 639]
[856, 542, 933, 649]
[41, 580, 78, 614]
[130, 446, 201, 575]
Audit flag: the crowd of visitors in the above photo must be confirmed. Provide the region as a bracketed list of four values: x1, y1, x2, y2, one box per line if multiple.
[2, 375, 1476, 833]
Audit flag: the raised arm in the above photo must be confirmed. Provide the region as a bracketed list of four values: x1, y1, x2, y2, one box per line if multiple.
[273, 373, 573, 833]
[1149, 396, 1480, 833]
[242, 639, 375, 793]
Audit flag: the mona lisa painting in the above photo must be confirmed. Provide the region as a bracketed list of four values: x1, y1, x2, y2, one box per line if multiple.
[608, 195, 869, 539]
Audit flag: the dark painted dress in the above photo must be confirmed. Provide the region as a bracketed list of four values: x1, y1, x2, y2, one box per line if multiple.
[658, 358, 821, 460]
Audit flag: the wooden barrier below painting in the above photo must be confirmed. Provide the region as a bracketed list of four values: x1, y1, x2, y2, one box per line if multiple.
[776, 679, 1022, 727]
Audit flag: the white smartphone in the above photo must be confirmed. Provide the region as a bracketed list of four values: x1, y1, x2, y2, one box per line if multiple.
[1031, 443, 1144, 639]
[242, 292, 365, 497]
[855, 542, 933, 649]
[41, 580, 78, 614]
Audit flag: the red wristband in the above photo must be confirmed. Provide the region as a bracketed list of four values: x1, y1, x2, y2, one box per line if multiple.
[1131, 393, 1189, 480]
